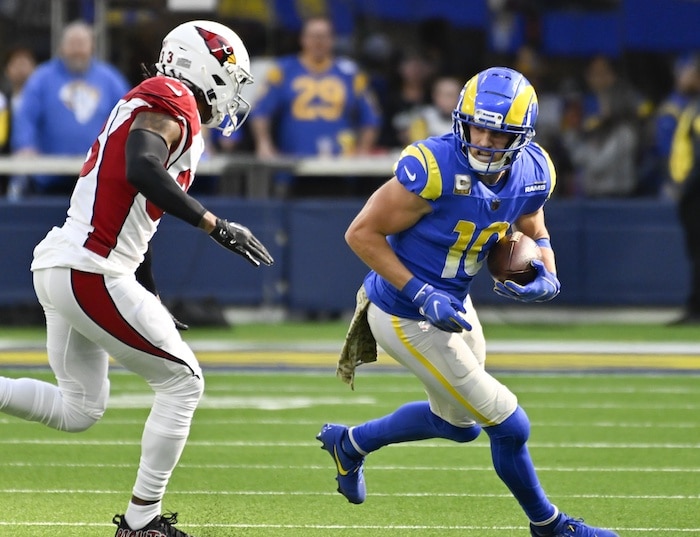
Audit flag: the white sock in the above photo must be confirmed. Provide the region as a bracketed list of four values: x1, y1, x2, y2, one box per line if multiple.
[125, 501, 161, 530]
[531, 505, 560, 532]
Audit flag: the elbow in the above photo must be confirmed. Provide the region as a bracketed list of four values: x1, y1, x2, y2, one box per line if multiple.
[345, 225, 359, 252]
[345, 224, 372, 258]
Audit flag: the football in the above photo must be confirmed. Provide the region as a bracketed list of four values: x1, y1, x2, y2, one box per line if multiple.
[487, 231, 542, 285]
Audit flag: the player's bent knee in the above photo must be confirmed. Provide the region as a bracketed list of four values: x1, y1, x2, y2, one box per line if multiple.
[178, 373, 204, 403]
[444, 423, 482, 443]
[59, 406, 104, 432]
[484, 405, 531, 444]
[427, 407, 482, 443]
[155, 370, 203, 396]
[57, 380, 109, 432]
[154, 373, 204, 416]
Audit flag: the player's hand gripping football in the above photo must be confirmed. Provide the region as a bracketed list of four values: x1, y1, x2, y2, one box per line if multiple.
[209, 218, 274, 267]
[493, 259, 560, 302]
[410, 282, 472, 333]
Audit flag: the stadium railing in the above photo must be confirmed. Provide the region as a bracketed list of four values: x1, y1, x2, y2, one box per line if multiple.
[0, 153, 401, 197]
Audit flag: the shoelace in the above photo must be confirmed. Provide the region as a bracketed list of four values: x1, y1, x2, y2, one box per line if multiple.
[159, 512, 191, 537]
[560, 516, 588, 536]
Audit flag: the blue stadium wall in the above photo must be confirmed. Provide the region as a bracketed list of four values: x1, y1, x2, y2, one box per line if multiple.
[0, 198, 688, 313]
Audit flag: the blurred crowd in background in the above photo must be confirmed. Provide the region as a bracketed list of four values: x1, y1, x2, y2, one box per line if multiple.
[1, 0, 700, 201]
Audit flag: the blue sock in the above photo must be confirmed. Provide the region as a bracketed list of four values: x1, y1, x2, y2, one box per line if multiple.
[485, 405, 556, 524]
[345, 401, 481, 455]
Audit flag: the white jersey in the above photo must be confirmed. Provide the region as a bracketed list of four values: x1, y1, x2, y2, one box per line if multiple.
[31, 76, 204, 276]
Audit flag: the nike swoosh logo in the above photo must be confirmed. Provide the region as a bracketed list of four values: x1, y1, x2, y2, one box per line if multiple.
[333, 446, 350, 476]
[404, 166, 417, 182]
[165, 82, 183, 96]
[431, 300, 441, 318]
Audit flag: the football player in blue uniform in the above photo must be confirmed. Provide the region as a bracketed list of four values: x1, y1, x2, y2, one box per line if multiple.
[317, 67, 619, 537]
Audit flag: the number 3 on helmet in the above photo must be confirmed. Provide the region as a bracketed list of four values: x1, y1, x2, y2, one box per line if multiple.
[452, 67, 538, 175]
[156, 20, 253, 136]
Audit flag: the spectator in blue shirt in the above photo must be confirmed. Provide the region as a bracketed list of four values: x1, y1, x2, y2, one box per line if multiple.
[11, 20, 129, 195]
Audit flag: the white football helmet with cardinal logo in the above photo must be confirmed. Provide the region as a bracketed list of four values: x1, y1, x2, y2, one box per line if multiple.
[156, 20, 253, 135]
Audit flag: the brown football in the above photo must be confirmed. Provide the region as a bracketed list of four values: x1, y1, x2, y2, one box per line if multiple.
[487, 231, 542, 285]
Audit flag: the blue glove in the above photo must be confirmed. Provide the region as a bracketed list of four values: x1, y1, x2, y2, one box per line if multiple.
[403, 278, 472, 332]
[493, 259, 561, 303]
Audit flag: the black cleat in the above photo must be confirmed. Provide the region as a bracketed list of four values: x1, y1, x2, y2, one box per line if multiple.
[113, 512, 195, 537]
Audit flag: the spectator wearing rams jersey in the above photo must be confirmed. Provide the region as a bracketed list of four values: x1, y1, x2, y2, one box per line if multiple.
[317, 67, 619, 537]
[249, 16, 380, 196]
[11, 20, 129, 195]
[0, 20, 273, 537]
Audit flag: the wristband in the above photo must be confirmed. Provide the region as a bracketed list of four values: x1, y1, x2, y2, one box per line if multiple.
[401, 277, 427, 301]
[535, 237, 552, 249]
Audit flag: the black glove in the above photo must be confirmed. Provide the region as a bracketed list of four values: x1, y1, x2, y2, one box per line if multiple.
[209, 218, 274, 267]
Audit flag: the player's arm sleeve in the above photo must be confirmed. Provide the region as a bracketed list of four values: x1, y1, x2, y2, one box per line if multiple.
[125, 128, 207, 227]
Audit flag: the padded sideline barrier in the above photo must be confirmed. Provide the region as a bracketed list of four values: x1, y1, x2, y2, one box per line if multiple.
[0, 198, 688, 312]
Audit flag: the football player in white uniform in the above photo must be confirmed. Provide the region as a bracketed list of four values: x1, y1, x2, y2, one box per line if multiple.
[0, 20, 273, 537]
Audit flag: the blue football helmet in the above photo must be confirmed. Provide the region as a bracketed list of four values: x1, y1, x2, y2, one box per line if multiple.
[452, 67, 538, 175]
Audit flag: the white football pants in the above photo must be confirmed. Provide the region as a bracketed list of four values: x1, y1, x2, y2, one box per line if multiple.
[367, 295, 517, 427]
[0, 267, 204, 501]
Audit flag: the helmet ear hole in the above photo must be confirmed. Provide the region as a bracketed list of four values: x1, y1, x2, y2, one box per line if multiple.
[211, 74, 226, 86]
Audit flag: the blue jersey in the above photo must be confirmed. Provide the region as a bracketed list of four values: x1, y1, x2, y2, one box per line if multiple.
[364, 134, 556, 319]
[11, 57, 129, 192]
[250, 55, 380, 156]
[12, 58, 129, 155]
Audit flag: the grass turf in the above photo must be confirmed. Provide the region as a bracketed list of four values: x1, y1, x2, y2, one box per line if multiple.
[1, 319, 700, 343]
[0, 369, 698, 536]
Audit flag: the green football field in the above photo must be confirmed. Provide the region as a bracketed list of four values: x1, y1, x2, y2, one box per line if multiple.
[1, 368, 699, 536]
[1, 319, 699, 535]
[2, 319, 700, 343]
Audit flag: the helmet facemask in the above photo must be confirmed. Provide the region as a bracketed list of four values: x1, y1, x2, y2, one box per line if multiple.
[198, 61, 253, 136]
[452, 112, 534, 176]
